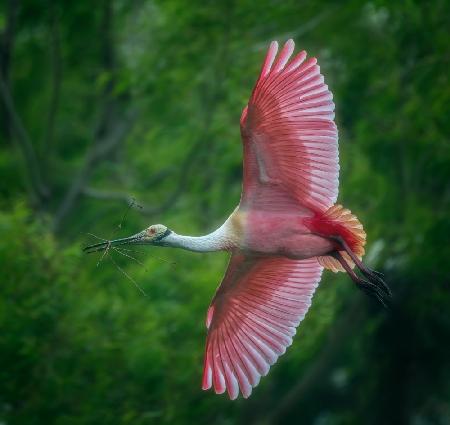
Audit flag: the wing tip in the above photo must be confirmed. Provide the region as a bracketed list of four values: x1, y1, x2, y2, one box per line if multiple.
[202, 359, 212, 390]
[269, 40, 279, 49]
[260, 41, 279, 79]
[201, 257, 324, 402]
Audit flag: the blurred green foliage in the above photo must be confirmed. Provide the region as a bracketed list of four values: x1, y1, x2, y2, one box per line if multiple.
[0, 0, 449, 424]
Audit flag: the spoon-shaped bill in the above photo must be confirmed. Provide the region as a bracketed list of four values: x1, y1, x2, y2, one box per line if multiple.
[83, 231, 146, 254]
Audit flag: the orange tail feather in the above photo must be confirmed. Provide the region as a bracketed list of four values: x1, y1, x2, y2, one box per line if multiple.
[317, 204, 366, 273]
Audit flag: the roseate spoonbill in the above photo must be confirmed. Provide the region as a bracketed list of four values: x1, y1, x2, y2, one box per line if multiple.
[84, 39, 391, 400]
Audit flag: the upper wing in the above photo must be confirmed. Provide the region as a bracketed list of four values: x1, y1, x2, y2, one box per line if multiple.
[202, 254, 323, 399]
[240, 39, 339, 212]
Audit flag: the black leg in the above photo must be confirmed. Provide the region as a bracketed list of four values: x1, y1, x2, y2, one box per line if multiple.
[329, 236, 392, 296]
[331, 251, 391, 308]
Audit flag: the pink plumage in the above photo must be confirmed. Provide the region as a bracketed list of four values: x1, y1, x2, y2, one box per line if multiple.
[241, 39, 339, 212]
[203, 39, 340, 399]
[202, 255, 323, 399]
[84, 38, 390, 402]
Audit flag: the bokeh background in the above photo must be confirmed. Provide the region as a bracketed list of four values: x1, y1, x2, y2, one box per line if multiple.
[1, 1, 449, 424]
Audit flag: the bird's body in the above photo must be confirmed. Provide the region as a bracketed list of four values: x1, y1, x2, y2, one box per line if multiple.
[85, 39, 391, 400]
[160, 206, 335, 260]
[198, 207, 333, 260]
[240, 209, 334, 258]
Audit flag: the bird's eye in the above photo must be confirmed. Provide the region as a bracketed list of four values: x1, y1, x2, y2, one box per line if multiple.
[148, 228, 156, 235]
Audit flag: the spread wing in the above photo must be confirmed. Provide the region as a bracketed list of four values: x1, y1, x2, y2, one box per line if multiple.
[202, 254, 323, 399]
[240, 39, 339, 212]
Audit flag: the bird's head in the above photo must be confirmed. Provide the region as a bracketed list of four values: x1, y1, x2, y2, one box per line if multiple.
[84, 224, 173, 254]
[143, 224, 172, 243]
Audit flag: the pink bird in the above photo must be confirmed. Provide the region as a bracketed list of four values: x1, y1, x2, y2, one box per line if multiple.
[85, 39, 391, 400]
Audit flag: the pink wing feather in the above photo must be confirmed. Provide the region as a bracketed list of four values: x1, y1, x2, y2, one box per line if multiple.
[202, 40, 337, 399]
[240, 39, 339, 212]
[202, 255, 323, 399]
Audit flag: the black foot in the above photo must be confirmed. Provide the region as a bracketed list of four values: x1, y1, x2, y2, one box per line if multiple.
[356, 269, 392, 308]
[360, 267, 392, 299]
[367, 268, 385, 279]
[330, 250, 392, 308]
[357, 279, 390, 308]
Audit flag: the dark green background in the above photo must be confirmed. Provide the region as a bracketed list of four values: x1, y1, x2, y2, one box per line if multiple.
[1, 0, 449, 424]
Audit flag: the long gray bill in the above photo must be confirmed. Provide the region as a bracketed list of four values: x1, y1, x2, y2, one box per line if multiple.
[83, 231, 146, 254]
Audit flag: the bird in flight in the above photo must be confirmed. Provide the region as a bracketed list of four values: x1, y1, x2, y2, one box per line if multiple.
[84, 39, 391, 400]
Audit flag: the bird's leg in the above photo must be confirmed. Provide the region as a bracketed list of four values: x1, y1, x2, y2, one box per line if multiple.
[330, 235, 392, 300]
[330, 250, 391, 308]
[333, 236, 386, 283]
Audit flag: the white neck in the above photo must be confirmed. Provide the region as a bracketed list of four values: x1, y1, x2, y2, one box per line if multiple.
[162, 221, 235, 252]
